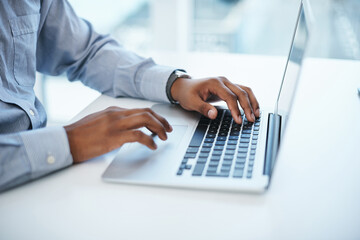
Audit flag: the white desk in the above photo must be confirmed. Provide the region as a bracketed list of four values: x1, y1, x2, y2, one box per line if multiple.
[1, 53, 359, 240]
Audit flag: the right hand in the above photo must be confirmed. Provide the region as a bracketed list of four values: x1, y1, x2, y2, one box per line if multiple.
[64, 107, 172, 163]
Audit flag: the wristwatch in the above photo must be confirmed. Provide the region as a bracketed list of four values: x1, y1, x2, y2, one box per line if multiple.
[166, 70, 191, 104]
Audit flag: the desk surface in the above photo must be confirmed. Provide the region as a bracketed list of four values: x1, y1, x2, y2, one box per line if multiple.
[1, 53, 359, 240]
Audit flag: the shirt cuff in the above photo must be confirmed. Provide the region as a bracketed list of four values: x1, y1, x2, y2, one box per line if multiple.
[20, 127, 73, 179]
[139, 61, 176, 103]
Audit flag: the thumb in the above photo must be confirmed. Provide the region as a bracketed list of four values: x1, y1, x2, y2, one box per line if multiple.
[194, 98, 217, 119]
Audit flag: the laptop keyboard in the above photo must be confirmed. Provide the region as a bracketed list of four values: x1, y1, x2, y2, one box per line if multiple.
[176, 108, 261, 179]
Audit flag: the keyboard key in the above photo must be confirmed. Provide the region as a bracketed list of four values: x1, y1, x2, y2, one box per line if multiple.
[204, 138, 214, 143]
[212, 151, 222, 156]
[248, 161, 254, 167]
[225, 150, 235, 155]
[211, 156, 221, 161]
[199, 152, 209, 158]
[184, 153, 196, 158]
[249, 155, 255, 160]
[207, 166, 218, 173]
[254, 127, 260, 131]
[182, 159, 188, 164]
[235, 163, 245, 169]
[252, 135, 258, 140]
[189, 125, 208, 147]
[223, 155, 234, 160]
[230, 131, 240, 136]
[252, 131, 259, 135]
[233, 170, 244, 178]
[217, 136, 227, 141]
[205, 172, 219, 177]
[252, 140, 258, 145]
[185, 164, 192, 170]
[242, 130, 252, 134]
[186, 147, 199, 153]
[238, 143, 249, 148]
[238, 148, 248, 153]
[177, 169, 183, 175]
[240, 138, 250, 143]
[179, 163, 186, 169]
[197, 158, 207, 163]
[209, 161, 219, 167]
[250, 150, 256, 155]
[222, 160, 233, 166]
[203, 143, 213, 148]
[219, 172, 230, 177]
[247, 172, 252, 179]
[237, 153, 247, 158]
[215, 141, 226, 146]
[201, 148, 211, 153]
[251, 145, 257, 150]
[192, 163, 206, 176]
[214, 145, 224, 151]
[221, 165, 231, 171]
[206, 134, 216, 138]
[229, 136, 239, 140]
[226, 145, 236, 150]
[227, 140, 237, 145]
[235, 158, 246, 164]
[241, 134, 251, 139]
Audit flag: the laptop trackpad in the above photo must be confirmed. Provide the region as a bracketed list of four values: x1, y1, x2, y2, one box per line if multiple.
[103, 125, 188, 180]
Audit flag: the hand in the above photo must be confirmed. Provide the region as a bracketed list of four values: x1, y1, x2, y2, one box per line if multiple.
[64, 107, 172, 163]
[171, 76, 260, 124]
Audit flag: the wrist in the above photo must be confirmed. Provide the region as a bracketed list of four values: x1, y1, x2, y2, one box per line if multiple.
[166, 70, 191, 104]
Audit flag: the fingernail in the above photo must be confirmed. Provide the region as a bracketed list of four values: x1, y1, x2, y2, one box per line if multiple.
[238, 115, 242, 123]
[153, 143, 158, 150]
[255, 109, 260, 117]
[169, 125, 173, 132]
[208, 109, 216, 119]
[251, 113, 255, 121]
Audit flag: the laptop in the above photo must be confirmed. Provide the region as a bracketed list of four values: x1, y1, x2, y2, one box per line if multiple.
[102, 0, 313, 193]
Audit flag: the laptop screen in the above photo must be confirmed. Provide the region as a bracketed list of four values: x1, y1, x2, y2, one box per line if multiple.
[274, 1, 309, 133]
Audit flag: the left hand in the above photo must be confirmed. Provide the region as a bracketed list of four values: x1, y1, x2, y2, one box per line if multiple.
[171, 76, 260, 124]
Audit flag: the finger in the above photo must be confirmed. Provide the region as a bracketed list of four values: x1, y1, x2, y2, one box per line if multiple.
[208, 79, 242, 124]
[115, 112, 168, 141]
[238, 85, 260, 117]
[120, 130, 157, 150]
[223, 82, 255, 122]
[118, 108, 172, 132]
[192, 96, 218, 119]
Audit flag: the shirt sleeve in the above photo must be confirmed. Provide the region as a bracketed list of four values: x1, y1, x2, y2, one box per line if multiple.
[36, 0, 175, 103]
[0, 127, 73, 192]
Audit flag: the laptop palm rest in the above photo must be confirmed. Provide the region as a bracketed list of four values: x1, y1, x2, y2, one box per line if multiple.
[102, 125, 188, 181]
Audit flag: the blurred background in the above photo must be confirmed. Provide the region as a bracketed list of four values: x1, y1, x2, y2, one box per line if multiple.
[36, 0, 360, 125]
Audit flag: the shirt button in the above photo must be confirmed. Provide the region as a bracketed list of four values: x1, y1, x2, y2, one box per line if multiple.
[29, 109, 35, 116]
[47, 155, 56, 164]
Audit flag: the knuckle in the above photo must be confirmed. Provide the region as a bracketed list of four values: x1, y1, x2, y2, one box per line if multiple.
[210, 78, 221, 85]
[143, 108, 153, 114]
[199, 104, 208, 115]
[218, 76, 229, 82]
[132, 130, 143, 139]
[240, 89, 249, 98]
[228, 93, 238, 101]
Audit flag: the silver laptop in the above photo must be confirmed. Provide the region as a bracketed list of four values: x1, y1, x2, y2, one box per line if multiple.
[102, 0, 313, 193]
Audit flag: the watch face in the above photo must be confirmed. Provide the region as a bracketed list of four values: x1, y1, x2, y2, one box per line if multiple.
[175, 71, 191, 79]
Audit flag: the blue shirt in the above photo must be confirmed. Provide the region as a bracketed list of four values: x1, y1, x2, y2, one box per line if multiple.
[0, 0, 175, 192]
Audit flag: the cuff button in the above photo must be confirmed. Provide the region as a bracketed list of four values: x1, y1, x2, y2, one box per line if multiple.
[47, 155, 56, 164]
